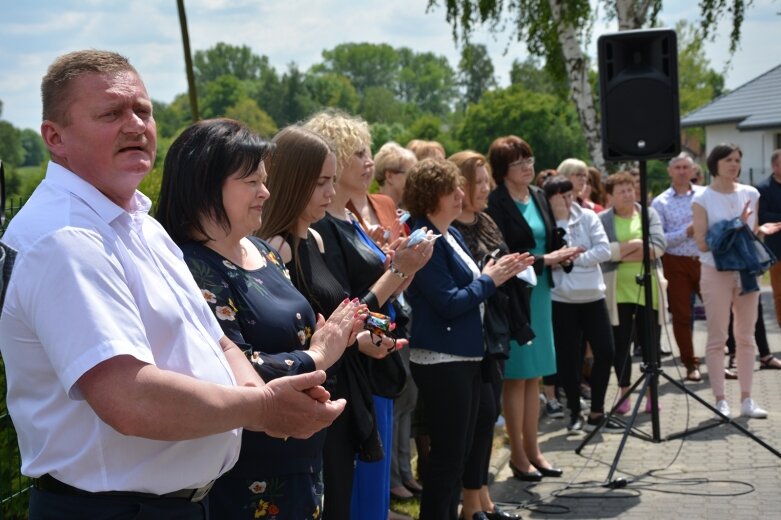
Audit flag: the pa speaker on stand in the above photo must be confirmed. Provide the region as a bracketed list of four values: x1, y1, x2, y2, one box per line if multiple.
[599, 29, 680, 161]
[577, 28, 781, 488]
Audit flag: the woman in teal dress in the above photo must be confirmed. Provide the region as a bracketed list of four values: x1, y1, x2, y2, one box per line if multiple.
[486, 136, 582, 481]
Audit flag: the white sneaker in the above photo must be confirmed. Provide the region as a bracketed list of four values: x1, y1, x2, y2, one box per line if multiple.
[740, 398, 768, 419]
[715, 399, 731, 419]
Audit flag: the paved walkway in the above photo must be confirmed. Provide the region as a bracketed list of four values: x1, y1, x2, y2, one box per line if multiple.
[488, 289, 781, 519]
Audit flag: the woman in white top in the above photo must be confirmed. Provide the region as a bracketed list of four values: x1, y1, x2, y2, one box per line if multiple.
[545, 175, 618, 434]
[692, 143, 781, 419]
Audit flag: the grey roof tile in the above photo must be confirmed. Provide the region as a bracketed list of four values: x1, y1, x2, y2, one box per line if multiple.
[681, 63, 781, 129]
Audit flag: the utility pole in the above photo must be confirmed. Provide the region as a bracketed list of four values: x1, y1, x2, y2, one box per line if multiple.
[177, 0, 199, 122]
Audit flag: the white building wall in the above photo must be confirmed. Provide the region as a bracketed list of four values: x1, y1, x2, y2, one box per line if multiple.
[704, 124, 781, 185]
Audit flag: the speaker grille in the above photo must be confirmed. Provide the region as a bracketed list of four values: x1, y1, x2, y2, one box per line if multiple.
[598, 29, 681, 161]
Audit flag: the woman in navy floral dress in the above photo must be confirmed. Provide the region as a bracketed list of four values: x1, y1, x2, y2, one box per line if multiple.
[156, 118, 363, 519]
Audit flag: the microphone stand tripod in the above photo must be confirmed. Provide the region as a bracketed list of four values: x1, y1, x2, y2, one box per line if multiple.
[575, 160, 781, 488]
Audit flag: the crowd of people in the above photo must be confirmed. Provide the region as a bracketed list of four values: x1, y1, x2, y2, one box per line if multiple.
[2, 49, 781, 520]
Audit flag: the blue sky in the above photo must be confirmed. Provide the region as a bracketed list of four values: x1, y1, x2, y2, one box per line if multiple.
[1, 0, 779, 131]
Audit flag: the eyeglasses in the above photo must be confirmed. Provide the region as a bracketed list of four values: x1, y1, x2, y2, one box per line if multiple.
[509, 157, 535, 169]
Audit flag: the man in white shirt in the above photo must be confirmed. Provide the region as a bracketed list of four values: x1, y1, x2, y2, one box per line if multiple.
[0, 50, 346, 519]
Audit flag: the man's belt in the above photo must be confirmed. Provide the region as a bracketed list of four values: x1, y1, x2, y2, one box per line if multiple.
[33, 473, 213, 502]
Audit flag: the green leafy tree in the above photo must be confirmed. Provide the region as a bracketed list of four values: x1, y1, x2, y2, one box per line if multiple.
[279, 64, 318, 126]
[457, 43, 497, 106]
[676, 20, 725, 116]
[153, 95, 193, 138]
[0, 121, 23, 166]
[303, 73, 360, 114]
[360, 86, 407, 124]
[458, 83, 587, 169]
[19, 128, 46, 167]
[407, 114, 462, 155]
[509, 57, 567, 98]
[249, 67, 287, 126]
[370, 122, 411, 152]
[200, 75, 247, 119]
[193, 43, 269, 89]
[224, 98, 278, 138]
[317, 43, 400, 95]
[676, 19, 726, 156]
[397, 49, 457, 117]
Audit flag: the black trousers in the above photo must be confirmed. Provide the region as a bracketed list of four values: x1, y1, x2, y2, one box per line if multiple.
[411, 360, 481, 520]
[552, 299, 615, 416]
[462, 359, 502, 489]
[322, 405, 356, 520]
[29, 488, 208, 520]
[613, 303, 661, 387]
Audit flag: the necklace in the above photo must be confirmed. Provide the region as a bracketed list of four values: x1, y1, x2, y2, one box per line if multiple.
[511, 191, 530, 203]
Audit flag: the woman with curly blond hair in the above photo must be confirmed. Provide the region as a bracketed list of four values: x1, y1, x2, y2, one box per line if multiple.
[304, 110, 434, 520]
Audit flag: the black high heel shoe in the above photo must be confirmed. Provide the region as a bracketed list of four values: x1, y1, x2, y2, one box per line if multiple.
[484, 505, 522, 520]
[530, 461, 563, 478]
[508, 460, 542, 482]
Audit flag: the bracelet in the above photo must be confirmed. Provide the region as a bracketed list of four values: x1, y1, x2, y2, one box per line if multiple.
[389, 263, 408, 280]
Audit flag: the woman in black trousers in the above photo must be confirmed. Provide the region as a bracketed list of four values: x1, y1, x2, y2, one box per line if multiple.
[405, 158, 530, 520]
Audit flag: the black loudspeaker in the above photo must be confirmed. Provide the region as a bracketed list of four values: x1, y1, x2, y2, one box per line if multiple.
[598, 29, 680, 161]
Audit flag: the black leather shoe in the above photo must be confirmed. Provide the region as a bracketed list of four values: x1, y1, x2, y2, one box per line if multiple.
[509, 461, 542, 482]
[484, 505, 522, 519]
[472, 513, 491, 520]
[531, 461, 563, 478]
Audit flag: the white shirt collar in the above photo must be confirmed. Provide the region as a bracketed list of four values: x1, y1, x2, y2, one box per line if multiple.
[43, 161, 152, 225]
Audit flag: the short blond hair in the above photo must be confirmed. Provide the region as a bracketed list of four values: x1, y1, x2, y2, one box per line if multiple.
[303, 109, 371, 174]
[556, 158, 588, 178]
[373, 142, 416, 185]
[42, 50, 137, 125]
[406, 139, 446, 160]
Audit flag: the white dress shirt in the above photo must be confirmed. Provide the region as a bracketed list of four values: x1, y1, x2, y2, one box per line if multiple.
[0, 162, 240, 493]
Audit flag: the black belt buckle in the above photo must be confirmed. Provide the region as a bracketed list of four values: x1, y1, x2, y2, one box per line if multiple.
[35, 474, 214, 502]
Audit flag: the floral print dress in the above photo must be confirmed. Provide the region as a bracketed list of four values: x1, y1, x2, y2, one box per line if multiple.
[180, 236, 325, 519]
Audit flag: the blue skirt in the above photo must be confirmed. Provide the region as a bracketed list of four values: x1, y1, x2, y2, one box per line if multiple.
[351, 395, 393, 519]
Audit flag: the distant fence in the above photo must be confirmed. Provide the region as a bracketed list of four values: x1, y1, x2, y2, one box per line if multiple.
[1, 197, 31, 519]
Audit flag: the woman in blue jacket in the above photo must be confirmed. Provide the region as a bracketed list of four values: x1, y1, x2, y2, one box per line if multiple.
[404, 158, 530, 520]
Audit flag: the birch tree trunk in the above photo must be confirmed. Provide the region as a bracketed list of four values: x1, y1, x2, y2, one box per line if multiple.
[548, 0, 605, 173]
[614, 0, 656, 30]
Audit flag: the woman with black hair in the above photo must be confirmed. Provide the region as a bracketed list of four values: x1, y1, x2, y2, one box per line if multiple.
[155, 118, 364, 519]
[543, 175, 615, 433]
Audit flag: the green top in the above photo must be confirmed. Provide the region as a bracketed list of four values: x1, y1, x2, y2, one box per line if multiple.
[615, 212, 658, 308]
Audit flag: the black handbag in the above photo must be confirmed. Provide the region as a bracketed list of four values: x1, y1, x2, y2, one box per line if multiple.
[481, 249, 536, 357]
[483, 288, 511, 360]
